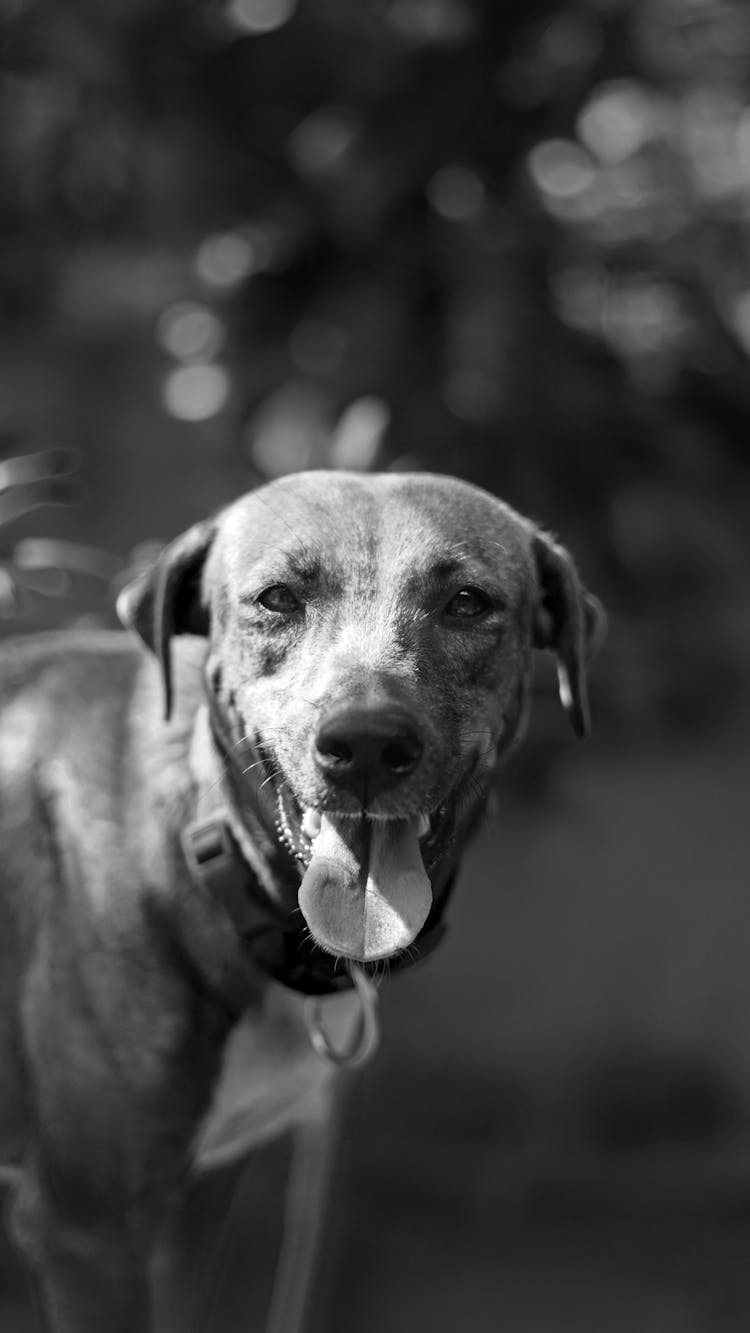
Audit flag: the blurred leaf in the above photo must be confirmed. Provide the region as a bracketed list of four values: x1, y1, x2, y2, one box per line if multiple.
[0, 478, 84, 529]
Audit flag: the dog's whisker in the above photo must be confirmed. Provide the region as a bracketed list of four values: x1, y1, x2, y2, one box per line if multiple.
[193, 776, 227, 810]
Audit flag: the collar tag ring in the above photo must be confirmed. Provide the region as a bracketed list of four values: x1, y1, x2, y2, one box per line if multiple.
[304, 964, 380, 1068]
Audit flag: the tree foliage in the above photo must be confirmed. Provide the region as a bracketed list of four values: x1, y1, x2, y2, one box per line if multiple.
[1, 0, 749, 732]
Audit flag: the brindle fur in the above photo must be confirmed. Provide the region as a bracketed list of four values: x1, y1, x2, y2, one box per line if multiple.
[0, 471, 602, 1332]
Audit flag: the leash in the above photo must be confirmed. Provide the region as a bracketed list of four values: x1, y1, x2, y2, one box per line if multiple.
[182, 701, 465, 1333]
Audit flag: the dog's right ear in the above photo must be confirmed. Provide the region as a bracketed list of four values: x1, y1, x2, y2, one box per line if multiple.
[117, 518, 216, 721]
[531, 530, 606, 740]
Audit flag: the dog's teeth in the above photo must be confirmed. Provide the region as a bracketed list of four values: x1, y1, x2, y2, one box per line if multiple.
[302, 808, 322, 839]
[417, 814, 430, 838]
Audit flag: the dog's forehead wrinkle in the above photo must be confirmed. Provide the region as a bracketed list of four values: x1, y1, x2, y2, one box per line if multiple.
[220, 487, 384, 590]
[243, 546, 328, 591]
[214, 475, 534, 695]
[219, 472, 534, 599]
[240, 468, 529, 534]
[377, 500, 529, 589]
[219, 491, 331, 575]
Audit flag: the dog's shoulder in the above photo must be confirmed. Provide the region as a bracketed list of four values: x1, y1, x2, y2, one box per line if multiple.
[0, 627, 205, 732]
[0, 629, 208, 918]
[0, 628, 139, 706]
[0, 631, 141, 853]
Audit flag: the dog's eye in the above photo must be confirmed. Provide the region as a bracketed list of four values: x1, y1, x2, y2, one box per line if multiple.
[257, 584, 301, 614]
[444, 586, 491, 620]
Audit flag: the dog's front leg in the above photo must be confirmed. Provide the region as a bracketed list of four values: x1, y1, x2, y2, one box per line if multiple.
[11, 1162, 157, 1333]
[13, 917, 226, 1333]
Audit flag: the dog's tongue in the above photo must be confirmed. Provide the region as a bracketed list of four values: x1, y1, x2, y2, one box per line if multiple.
[297, 814, 432, 962]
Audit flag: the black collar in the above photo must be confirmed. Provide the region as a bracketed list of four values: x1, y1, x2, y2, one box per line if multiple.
[181, 698, 458, 997]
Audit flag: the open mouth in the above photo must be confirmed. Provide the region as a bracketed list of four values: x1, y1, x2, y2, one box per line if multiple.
[274, 790, 439, 869]
[273, 787, 453, 964]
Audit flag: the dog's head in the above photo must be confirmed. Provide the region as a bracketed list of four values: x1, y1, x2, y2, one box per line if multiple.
[119, 472, 604, 965]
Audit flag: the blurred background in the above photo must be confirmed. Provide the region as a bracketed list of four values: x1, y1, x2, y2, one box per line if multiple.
[1, 0, 750, 1329]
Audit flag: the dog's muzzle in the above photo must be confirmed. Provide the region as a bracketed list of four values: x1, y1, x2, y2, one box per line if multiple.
[202, 691, 468, 973]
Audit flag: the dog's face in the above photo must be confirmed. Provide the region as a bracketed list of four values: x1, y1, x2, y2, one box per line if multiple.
[120, 472, 603, 965]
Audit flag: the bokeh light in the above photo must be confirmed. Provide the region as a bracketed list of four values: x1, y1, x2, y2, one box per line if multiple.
[680, 87, 747, 198]
[528, 139, 597, 202]
[330, 397, 390, 470]
[288, 109, 357, 178]
[385, 0, 476, 46]
[156, 302, 225, 362]
[577, 81, 661, 164]
[246, 384, 329, 476]
[603, 275, 687, 360]
[427, 165, 486, 221]
[194, 231, 260, 288]
[226, 0, 297, 37]
[162, 364, 230, 421]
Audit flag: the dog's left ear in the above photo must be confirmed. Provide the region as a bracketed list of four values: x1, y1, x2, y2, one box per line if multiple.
[531, 531, 606, 739]
[116, 518, 216, 721]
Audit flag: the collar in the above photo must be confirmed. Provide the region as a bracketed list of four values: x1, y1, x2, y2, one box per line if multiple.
[183, 702, 457, 997]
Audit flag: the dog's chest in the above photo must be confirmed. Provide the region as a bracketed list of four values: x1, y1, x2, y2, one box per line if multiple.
[193, 983, 358, 1171]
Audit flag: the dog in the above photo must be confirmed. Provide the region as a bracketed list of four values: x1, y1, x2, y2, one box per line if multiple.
[0, 469, 603, 1332]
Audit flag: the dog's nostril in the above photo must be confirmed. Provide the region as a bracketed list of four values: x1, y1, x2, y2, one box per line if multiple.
[321, 740, 353, 766]
[381, 740, 421, 774]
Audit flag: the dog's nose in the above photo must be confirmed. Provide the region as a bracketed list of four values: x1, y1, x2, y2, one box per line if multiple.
[314, 707, 424, 799]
